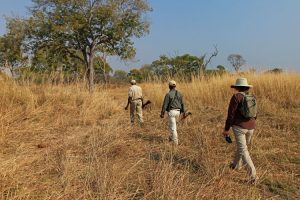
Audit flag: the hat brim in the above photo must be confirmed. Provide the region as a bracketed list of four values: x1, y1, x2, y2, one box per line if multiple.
[231, 85, 253, 88]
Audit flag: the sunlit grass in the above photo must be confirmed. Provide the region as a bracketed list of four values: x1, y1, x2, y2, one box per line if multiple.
[0, 73, 299, 199]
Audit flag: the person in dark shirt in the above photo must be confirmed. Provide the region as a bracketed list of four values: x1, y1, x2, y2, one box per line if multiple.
[223, 78, 258, 183]
[160, 80, 185, 145]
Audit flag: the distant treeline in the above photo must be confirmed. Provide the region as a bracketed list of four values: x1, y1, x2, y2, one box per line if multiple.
[0, 1, 284, 87]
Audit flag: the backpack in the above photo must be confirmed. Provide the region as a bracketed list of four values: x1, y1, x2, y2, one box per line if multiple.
[239, 93, 257, 118]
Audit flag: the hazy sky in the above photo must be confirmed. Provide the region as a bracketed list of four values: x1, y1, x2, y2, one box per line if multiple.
[1, 0, 299, 72]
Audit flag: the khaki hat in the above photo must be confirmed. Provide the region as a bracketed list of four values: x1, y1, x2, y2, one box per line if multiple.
[130, 80, 136, 84]
[231, 78, 253, 88]
[169, 80, 176, 86]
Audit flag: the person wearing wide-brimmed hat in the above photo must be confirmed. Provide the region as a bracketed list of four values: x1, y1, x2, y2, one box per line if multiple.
[125, 80, 143, 126]
[160, 80, 185, 145]
[223, 77, 258, 183]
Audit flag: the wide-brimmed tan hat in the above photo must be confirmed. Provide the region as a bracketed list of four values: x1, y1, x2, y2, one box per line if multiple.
[231, 78, 253, 88]
[169, 80, 176, 86]
[130, 80, 136, 84]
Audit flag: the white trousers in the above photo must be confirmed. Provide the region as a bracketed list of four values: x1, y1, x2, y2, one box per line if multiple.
[232, 125, 256, 179]
[168, 110, 180, 144]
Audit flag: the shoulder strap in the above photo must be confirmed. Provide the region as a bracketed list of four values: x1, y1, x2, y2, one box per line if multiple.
[239, 92, 255, 98]
[238, 92, 246, 96]
[170, 90, 177, 104]
[167, 90, 177, 111]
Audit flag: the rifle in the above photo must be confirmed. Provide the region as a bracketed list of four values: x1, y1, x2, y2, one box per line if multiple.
[125, 98, 151, 110]
[181, 111, 192, 120]
[142, 100, 152, 109]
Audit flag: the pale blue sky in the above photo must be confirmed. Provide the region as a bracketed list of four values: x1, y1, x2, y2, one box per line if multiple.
[1, 0, 299, 72]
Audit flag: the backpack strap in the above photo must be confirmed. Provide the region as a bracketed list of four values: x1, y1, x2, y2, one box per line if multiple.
[167, 90, 178, 111]
[238, 92, 246, 96]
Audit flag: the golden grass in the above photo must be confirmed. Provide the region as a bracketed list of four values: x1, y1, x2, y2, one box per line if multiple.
[0, 73, 299, 199]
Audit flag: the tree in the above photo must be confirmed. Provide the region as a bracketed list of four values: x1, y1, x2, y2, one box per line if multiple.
[113, 69, 128, 82]
[128, 68, 142, 82]
[150, 54, 205, 79]
[265, 68, 283, 74]
[0, 17, 28, 76]
[202, 45, 218, 74]
[216, 65, 226, 71]
[227, 54, 246, 73]
[28, 0, 151, 92]
[31, 45, 78, 73]
[139, 64, 153, 80]
[150, 55, 172, 78]
[94, 56, 113, 84]
[149, 46, 218, 79]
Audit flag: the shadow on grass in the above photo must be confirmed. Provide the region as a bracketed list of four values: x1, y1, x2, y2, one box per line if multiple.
[149, 151, 204, 173]
[261, 179, 298, 200]
[131, 132, 165, 143]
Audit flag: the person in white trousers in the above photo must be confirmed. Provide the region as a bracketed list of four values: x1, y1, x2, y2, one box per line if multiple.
[160, 80, 185, 145]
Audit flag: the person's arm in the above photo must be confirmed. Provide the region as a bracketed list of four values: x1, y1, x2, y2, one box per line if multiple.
[125, 97, 132, 110]
[160, 94, 169, 118]
[223, 95, 239, 135]
[125, 88, 133, 110]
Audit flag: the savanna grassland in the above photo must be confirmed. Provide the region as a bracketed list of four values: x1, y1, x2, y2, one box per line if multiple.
[0, 73, 299, 200]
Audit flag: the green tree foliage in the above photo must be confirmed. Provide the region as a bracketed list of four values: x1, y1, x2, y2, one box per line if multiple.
[94, 56, 113, 83]
[216, 65, 226, 71]
[150, 54, 205, 79]
[203, 65, 227, 76]
[25, 46, 84, 83]
[265, 68, 283, 74]
[0, 17, 28, 71]
[28, 0, 151, 91]
[31, 46, 82, 73]
[113, 69, 128, 82]
[139, 64, 153, 80]
[128, 68, 142, 82]
[124, 51, 220, 82]
[150, 55, 171, 78]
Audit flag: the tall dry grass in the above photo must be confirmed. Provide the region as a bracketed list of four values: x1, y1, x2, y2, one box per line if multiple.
[0, 73, 299, 199]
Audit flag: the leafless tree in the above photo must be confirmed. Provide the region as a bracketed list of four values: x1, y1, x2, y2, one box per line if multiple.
[197, 45, 218, 78]
[227, 54, 246, 73]
[204, 45, 218, 70]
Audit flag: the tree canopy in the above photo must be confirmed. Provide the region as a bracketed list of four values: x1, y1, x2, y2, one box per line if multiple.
[0, 17, 28, 71]
[150, 54, 205, 79]
[27, 0, 151, 91]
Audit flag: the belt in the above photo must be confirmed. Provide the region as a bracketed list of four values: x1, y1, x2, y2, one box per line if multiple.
[170, 109, 180, 111]
[132, 98, 142, 101]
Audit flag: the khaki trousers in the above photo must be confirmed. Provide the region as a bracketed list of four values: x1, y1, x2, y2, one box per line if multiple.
[130, 100, 143, 125]
[232, 125, 256, 179]
[168, 110, 180, 144]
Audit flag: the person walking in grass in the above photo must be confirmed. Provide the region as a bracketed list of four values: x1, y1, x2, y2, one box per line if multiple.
[223, 77, 258, 183]
[160, 80, 185, 145]
[125, 80, 144, 126]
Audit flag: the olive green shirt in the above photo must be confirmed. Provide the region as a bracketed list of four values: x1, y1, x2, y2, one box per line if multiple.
[161, 89, 185, 114]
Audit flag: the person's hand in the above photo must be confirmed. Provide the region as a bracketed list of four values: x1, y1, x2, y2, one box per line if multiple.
[160, 114, 164, 118]
[125, 106, 128, 110]
[223, 130, 230, 137]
